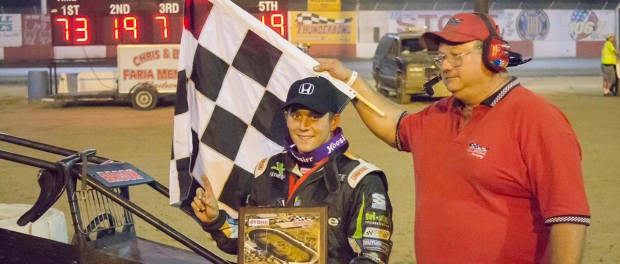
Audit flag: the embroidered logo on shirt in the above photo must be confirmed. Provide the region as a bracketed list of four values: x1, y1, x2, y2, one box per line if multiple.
[269, 162, 285, 180]
[363, 227, 391, 240]
[371, 193, 386, 210]
[467, 143, 488, 159]
[362, 239, 391, 255]
[365, 211, 390, 227]
[351, 166, 369, 181]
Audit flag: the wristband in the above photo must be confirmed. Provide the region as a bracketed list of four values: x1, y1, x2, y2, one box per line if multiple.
[200, 209, 227, 232]
[346, 71, 358, 86]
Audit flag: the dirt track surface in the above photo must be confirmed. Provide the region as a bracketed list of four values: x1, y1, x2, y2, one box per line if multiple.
[1, 75, 619, 263]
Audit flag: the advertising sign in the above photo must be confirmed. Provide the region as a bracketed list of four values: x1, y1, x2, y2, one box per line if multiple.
[23, 14, 51, 46]
[0, 14, 23, 47]
[308, 0, 340, 11]
[509, 9, 614, 41]
[388, 9, 615, 42]
[290, 11, 356, 44]
[117, 44, 180, 94]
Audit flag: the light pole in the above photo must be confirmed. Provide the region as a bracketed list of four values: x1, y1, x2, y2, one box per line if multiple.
[474, 0, 489, 14]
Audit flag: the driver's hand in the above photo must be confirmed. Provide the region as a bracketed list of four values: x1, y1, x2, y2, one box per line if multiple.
[191, 174, 220, 223]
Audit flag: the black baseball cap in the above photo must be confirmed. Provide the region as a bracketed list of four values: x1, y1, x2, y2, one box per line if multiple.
[283, 76, 339, 115]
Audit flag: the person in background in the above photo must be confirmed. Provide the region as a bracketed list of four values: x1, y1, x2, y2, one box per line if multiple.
[192, 76, 393, 263]
[314, 12, 590, 263]
[601, 34, 620, 96]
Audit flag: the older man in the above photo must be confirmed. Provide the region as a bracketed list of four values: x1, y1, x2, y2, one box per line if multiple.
[314, 12, 590, 263]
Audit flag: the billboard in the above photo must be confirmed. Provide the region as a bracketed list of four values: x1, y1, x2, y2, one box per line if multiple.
[290, 11, 356, 44]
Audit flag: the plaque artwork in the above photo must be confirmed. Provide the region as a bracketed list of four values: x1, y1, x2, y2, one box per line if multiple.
[238, 206, 327, 264]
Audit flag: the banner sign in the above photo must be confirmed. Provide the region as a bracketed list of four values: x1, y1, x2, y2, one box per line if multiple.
[387, 9, 615, 42]
[0, 14, 22, 47]
[307, 0, 340, 11]
[23, 14, 51, 46]
[504, 9, 614, 41]
[290, 11, 356, 44]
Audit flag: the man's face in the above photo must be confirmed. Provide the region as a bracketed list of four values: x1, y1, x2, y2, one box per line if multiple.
[437, 41, 485, 100]
[285, 108, 339, 154]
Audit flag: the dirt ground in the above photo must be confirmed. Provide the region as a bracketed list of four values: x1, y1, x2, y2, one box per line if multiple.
[1, 75, 619, 263]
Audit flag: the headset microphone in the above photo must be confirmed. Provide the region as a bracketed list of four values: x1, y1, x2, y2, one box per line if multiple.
[508, 51, 532, 67]
[423, 75, 441, 96]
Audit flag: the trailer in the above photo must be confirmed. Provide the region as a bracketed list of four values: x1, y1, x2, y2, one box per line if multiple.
[54, 44, 179, 110]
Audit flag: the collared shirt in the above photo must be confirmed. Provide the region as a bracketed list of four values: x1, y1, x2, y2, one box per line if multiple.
[396, 77, 590, 263]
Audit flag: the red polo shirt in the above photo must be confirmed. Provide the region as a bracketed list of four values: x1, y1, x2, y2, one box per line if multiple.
[398, 78, 590, 263]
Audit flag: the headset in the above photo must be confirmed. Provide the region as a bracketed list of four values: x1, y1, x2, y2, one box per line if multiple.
[475, 12, 510, 72]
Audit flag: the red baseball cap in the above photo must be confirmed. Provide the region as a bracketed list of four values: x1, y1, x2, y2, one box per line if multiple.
[420, 13, 500, 49]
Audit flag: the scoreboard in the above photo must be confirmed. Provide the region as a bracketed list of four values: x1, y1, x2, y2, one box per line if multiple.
[49, 0, 288, 46]
[49, 0, 184, 45]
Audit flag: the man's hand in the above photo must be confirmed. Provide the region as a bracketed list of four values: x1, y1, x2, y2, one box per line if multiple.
[314, 57, 405, 148]
[191, 174, 220, 223]
[314, 58, 354, 83]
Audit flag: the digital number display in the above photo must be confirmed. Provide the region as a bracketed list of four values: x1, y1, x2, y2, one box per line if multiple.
[257, 11, 287, 39]
[237, 0, 288, 39]
[49, 0, 183, 45]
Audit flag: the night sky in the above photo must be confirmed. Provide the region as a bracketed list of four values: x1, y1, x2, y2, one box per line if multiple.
[0, 0, 40, 8]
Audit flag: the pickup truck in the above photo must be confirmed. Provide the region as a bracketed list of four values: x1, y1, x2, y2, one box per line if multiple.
[372, 30, 449, 104]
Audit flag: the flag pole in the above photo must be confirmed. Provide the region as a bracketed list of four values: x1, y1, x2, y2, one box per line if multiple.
[355, 94, 385, 117]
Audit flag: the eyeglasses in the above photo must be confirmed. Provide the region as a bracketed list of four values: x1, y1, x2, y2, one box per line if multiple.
[433, 47, 481, 68]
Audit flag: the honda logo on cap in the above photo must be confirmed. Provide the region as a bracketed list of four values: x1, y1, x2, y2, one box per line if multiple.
[298, 83, 314, 95]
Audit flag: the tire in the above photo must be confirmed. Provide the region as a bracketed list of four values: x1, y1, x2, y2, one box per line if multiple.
[395, 73, 411, 104]
[378, 87, 389, 97]
[374, 69, 383, 91]
[374, 70, 390, 97]
[131, 87, 157, 110]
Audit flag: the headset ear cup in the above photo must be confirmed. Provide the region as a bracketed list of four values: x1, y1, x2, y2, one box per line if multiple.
[475, 12, 510, 72]
[481, 37, 494, 72]
[483, 37, 510, 72]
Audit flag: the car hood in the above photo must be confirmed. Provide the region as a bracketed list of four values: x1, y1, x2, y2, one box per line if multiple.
[400, 51, 437, 65]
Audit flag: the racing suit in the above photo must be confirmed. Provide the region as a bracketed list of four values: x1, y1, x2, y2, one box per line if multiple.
[201, 147, 393, 263]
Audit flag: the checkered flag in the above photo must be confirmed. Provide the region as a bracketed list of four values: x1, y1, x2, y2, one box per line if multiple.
[169, 0, 356, 217]
[295, 12, 353, 24]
